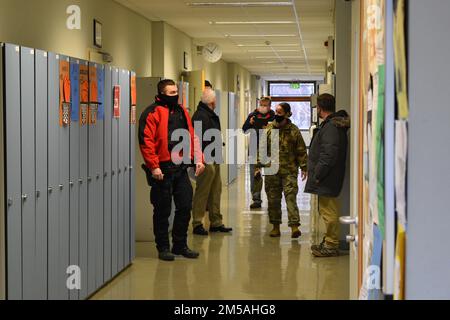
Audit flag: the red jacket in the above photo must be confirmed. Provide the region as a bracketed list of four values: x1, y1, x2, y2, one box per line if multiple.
[139, 98, 203, 170]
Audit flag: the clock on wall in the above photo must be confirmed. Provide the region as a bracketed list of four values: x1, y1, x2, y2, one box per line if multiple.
[202, 43, 223, 63]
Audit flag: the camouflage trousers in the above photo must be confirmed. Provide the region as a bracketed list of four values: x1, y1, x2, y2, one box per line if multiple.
[265, 173, 300, 227]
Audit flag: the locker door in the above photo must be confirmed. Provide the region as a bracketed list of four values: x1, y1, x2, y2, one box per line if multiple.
[35, 49, 48, 300]
[87, 63, 97, 295]
[122, 71, 130, 266]
[130, 72, 136, 262]
[5, 44, 22, 300]
[47, 52, 60, 300]
[118, 69, 126, 270]
[21, 47, 36, 300]
[111, 68, 119, 277]
[59, 56, 71, 300]
[96, 65, 105, 289]
[69, 58, 80, 300]
[103, 66, 113, 282]
[78, 61, 89, 300]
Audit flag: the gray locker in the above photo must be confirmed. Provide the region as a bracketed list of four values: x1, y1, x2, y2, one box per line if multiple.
[21, 47, 36, 300]
[121, 70, 130, 266]
[78, 60, 89, 300]
[47, 52, 60, 300]
[35, 49, 48, 300]
[5, 44, 22, 300]
[111, 68, 119, 277]
[117, 70, 125, 271]
[96, 64, 105, 290]
[130, 72, 136, 262]
[103, 66, 113, 282]
[69, 58, 80, 300]
[59, 56, 71, 300]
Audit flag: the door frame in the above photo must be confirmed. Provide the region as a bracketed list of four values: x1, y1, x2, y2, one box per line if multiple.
[0, 43, 6, 300]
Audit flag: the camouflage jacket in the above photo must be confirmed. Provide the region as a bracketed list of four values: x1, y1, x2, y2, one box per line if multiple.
[259, 120, 308, 176]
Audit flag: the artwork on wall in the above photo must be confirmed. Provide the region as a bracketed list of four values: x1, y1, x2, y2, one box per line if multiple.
[94, 19, 102, 48]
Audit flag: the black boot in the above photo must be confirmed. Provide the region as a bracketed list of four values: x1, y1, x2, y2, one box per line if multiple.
[158, 249, 175, 261]
[172, 247, 200, 259]
[193, 225, 209, 236]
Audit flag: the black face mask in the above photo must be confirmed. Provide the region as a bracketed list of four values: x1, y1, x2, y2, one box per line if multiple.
[158, 94, 179, 108]
[275, 115, 286, 123]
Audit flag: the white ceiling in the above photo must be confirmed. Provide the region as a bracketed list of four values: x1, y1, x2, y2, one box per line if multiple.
[115, 0, 335, 80]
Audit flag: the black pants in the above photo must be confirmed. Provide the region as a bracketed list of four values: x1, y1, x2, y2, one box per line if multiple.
[150, 168, 193, 252]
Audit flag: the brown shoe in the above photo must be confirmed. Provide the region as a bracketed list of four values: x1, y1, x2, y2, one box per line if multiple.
[291, 226, 302, 239]
[270, 224, 281, 238]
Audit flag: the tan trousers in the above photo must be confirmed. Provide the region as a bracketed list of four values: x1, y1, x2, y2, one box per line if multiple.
[318, 196, 340, 248]
[192, 164, 223, 228]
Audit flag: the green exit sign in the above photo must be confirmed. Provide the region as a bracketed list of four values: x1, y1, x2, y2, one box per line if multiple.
[290, 83, 300, 90]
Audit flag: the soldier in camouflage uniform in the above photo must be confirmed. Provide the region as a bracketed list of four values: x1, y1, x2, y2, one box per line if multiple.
[260, 103, 308, 239]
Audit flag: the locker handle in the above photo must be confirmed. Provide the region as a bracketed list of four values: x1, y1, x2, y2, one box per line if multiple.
[36, 191, 41, 198]
[88, 177, 92, 182]
[79, 179, 83, 185]
[7, 198, 13, 207]
[118, 169, 122, 174]
[48, 187, 53, 193]
[112, 170, 115, 176]
[124, 167, 128, 172]
[104, 172, 108, 178]
[129, 166, 134, 171]
[69, 182, 74, 187]
[96, 174, 100, 180]
[22, 194, 28, 201]
[59, 184, 64, 190]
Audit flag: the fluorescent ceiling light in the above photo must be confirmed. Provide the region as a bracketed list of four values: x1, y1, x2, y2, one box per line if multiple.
[237, 44, 299, 47]
[255, 56, 303, 59]
[210, 21, 295, 25]
[247, 49, 301, 52]
[226, 34, 297, 37]
[187, 2, 293, 7]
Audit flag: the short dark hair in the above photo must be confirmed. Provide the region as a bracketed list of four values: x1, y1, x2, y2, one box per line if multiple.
[279, 102, 292, 117]
[205, 80, 213, 89]
[260, 96, 272, 104]
[158, 79, 176, 94]
[317, 94, 336, 113]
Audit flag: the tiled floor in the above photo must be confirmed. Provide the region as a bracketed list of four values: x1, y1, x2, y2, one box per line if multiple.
[91, 167, 349, 300]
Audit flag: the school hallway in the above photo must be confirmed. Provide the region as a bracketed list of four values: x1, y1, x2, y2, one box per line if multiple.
[91, 167, 349, 300]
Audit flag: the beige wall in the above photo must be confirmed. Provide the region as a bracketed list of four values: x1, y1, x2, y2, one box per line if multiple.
[164, 23, 192, 81]
[0, 0, 152, 76]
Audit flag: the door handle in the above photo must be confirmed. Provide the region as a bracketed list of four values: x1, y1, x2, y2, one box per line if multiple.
[346, 235, 359, 247]
[340, 216, 358, 227]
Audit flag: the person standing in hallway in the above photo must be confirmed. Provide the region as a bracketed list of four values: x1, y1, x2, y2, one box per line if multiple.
[262, 103, 308, 238]
[191, 88, 233, 235]
[305, 94, 350, 258]
[242, 97, 276, 209]
[139, 79, 205, 262]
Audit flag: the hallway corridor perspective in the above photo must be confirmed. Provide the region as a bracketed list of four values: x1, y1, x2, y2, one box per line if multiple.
[92, 167, 349, 300]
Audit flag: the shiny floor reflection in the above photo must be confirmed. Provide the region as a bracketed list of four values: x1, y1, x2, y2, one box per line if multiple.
[91, 167, 349, 300]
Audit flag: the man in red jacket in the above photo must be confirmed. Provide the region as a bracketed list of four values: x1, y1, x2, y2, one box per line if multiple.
[139, 79, 205, 261]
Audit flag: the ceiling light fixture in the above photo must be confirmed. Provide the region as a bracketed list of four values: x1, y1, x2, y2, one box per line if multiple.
[210, 21, 295, 25]
[247, 49, 301, 52]
[237, 44, 299, 47]
[227, 34, 297, 37]
[187, 2, 293, 7]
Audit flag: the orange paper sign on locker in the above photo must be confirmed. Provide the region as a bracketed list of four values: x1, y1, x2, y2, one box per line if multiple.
[130, 75, 137, 124]
[89, 65, 99, 125]
[79, 64, 89, 126]
[59, 59, 71, 127]
[113, 85, 121, 119]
